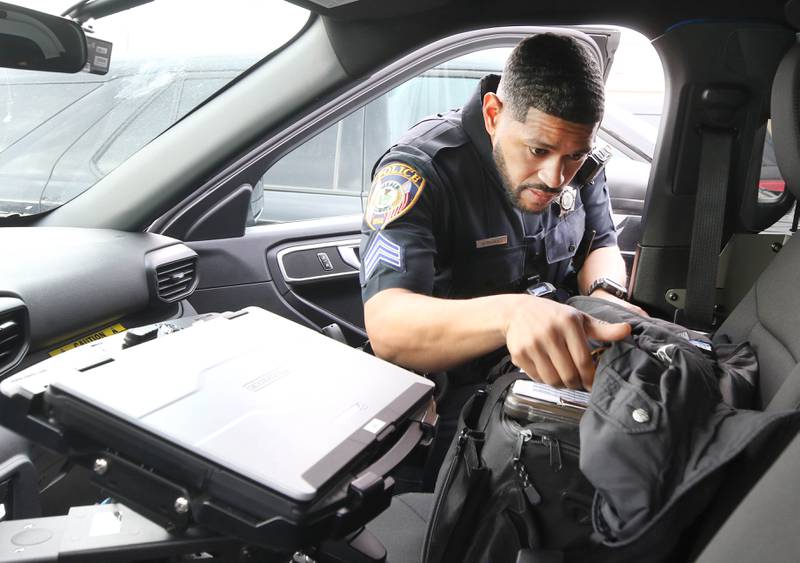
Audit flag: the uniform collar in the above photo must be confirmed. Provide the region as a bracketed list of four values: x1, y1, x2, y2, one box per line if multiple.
[461, 74, 505, 190]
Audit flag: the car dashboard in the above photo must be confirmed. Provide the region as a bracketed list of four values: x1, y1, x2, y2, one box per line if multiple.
[0, 227, 200, 378]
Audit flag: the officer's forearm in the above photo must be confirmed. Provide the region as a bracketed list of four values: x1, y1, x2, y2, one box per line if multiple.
[364, 288, 524, 373]
[578, 246, 627, 295]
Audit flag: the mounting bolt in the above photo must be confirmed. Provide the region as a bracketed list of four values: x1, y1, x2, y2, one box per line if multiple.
[93, 458, 109, 476]
[174, 497, 189, 514]
[667, 291, 679, 302]
[771, 242, 783, 253]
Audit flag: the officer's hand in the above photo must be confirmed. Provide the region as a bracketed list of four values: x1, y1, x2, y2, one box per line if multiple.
[590, 289, 650, 317]
[503, 297, 631, 390]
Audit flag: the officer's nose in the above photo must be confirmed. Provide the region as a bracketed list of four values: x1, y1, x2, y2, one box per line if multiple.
[538, 157, 566, 189]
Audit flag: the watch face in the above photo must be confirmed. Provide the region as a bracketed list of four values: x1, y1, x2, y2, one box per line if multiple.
[592, 278, 627, 299]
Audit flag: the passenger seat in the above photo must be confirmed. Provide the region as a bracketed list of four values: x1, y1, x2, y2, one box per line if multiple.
[712, 41, 800, 413]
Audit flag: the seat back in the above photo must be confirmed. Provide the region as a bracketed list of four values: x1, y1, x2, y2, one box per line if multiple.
[713, 42, 800, 411]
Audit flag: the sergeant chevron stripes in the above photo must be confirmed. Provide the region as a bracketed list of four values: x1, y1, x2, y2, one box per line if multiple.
[363, 232, 404, 281]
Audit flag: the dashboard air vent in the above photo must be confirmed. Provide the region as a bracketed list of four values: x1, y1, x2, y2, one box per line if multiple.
[0, 298, 29, 377]
[155, 257, 198, 303]
[146, 244, 200, 304]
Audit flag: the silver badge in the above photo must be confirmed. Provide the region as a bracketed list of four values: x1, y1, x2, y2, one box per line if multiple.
[559, 186, 577, 217]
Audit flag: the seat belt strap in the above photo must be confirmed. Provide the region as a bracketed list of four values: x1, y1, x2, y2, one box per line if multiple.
[684, 128, 734, 328]
[682, 85, 748, 330]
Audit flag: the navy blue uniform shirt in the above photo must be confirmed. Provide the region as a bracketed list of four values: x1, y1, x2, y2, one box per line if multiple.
[360, 74, 617, 304]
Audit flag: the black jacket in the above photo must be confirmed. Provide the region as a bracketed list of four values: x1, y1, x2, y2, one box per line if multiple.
[570, 297, 800, 553]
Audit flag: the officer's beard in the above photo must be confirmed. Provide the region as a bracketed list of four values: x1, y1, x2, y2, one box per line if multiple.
[493, 143, 561, 215]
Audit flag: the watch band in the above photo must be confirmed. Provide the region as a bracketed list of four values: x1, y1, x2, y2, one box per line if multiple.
[588, 277, 628, 300]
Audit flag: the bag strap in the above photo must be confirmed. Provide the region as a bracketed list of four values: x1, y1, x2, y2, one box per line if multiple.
[478, 370, 527, 430]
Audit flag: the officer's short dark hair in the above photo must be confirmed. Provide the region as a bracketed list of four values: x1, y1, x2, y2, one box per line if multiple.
[498, 33, 604, 125]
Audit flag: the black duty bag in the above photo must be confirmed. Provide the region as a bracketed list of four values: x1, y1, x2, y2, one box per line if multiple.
[422, 371, 595, 563]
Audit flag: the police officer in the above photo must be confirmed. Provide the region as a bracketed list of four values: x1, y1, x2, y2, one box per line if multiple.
[359, 33, 639, 393]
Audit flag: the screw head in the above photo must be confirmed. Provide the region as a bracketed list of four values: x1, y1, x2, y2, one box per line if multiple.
[632, 408, 651, 423]
[174, 497, 189, 514]
[93, 458, 109, 476]
[667, 291, 679, 302]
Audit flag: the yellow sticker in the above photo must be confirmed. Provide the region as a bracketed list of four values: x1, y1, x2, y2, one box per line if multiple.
[365, 162, 426, 230]
[49, 323, 126, 356]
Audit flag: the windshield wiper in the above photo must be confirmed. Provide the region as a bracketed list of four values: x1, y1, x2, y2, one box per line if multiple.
[62, 0, 154, 24]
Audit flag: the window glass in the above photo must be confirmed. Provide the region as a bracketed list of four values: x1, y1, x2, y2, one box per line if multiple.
[97, 75, 232, 176]
[604, 30, 665, 132]
[95, 82, 182, 176]
[0, 0, 309, 217]
[0, 82, 101, 152]
[757, 123, 784, 204]
[337, 109, 366, 192]
[757, 120, 795, 235]
[258, 50, 504, 223]
[263, 118, 341, 192]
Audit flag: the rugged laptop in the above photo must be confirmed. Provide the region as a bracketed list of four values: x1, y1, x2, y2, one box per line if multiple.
[0, 308, 435, 553]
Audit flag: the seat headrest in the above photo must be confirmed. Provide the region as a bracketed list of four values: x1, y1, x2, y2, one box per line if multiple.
[770, 42, 800, 199]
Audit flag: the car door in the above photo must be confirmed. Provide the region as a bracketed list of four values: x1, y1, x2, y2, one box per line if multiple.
[150, 27, 625, 344]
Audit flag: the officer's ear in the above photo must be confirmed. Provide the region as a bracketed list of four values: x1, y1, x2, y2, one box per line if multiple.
[482, 92, 503, 138]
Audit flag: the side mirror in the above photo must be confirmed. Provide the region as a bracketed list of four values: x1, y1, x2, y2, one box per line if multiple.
[247, 179, 265, 226]
[0, 2, 88, 73]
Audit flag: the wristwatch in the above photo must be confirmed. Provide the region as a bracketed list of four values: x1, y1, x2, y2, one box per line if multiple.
[588, 277, 628, 300]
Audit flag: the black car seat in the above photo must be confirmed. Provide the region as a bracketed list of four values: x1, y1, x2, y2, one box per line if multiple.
[711, 42, 800, 413]
[367, 41, 800, 563]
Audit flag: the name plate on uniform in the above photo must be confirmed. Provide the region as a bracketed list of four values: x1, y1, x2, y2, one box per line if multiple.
[475, 235, 508, 249]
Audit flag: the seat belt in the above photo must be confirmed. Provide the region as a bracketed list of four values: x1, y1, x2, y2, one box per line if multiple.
[681, 86, 748, 330]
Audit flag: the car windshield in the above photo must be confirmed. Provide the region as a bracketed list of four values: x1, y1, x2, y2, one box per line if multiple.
[0, 0, 309, 217]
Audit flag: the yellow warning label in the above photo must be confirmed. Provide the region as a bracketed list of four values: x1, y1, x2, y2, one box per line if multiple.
[49, 324, 126, 356]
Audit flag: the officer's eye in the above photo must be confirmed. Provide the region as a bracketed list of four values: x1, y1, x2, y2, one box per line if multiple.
[570, 152, 589, 161]
[528, 147, 548, 157]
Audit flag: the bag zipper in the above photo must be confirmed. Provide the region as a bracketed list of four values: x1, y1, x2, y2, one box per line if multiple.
[505, 416, 580, 461]
[423, 428, 471, 562]
[513, 428, 541, 505]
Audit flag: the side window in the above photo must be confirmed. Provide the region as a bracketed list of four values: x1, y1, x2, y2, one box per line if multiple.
[757, 121, 783, 204]
[256, 48, 510, 224]
[259, 108, 366, 223]
[756, 119, 794, 236]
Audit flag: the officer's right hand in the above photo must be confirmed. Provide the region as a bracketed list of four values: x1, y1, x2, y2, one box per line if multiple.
[503, 297, 631, 390]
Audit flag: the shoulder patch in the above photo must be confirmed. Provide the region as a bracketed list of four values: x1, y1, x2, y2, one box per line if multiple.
[365, 162, 426, 230]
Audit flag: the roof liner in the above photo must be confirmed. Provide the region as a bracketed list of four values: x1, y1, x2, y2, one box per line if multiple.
[287, 0, 789, 77]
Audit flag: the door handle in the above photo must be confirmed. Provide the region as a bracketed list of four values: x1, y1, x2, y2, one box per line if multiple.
[338, 244, 360, 270]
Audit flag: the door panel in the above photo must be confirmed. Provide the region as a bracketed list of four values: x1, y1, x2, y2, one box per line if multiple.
[186, 215, 367, 344]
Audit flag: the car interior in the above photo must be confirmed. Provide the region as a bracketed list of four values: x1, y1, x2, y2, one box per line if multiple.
[1, 0, 800, 561]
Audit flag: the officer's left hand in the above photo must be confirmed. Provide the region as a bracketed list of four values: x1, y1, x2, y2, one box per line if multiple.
[590, 289, 649, 317]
